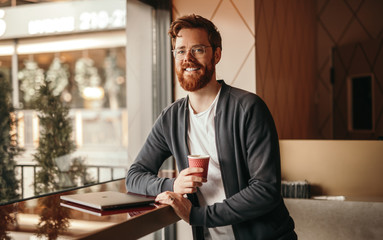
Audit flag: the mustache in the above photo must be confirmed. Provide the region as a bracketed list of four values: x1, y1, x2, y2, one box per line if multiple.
[181, 62, 203, 69]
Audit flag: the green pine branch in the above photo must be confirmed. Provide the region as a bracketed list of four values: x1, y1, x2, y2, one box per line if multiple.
[33, 80, 90, 194]
[0, 73, 21, 203]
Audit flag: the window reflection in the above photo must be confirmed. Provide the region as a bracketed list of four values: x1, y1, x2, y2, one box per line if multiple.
[36, 196, 70, 239]
[0, 74, 21, 205]
[0, 46, 128, 204]
[0, 204, 16, 240]
[15, 48, 126, 109]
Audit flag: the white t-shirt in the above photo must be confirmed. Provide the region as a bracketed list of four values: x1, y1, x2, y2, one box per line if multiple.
[187, 89, 235, 240]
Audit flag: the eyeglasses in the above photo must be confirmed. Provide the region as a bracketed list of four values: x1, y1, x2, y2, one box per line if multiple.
[172, 45, 212, 60]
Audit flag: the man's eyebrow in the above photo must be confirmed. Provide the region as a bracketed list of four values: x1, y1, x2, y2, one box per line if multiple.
[175, 44, 205, 49]
[192, 44, 205, 47]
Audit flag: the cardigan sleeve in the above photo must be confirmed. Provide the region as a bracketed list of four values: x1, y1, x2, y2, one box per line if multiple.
[125, 114, 175, 196]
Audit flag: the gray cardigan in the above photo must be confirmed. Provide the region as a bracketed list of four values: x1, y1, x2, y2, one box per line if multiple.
[126, 80, 296, 240]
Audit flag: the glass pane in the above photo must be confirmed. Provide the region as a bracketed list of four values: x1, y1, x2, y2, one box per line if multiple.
[0, 0, 155, 208]
[17, 48, 126, 109]
[0, 44, 129, 204]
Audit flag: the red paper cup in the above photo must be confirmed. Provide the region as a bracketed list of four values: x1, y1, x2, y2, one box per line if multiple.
[188, 155, 210, 178]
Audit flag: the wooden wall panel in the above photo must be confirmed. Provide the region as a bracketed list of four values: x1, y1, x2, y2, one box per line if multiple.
[255, 0, 317, 139]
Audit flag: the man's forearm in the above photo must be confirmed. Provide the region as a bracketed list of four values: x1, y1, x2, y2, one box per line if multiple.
[126, 163, 175, 196]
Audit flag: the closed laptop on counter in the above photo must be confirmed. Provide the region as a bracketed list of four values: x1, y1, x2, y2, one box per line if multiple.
[60, 191, 155, 210]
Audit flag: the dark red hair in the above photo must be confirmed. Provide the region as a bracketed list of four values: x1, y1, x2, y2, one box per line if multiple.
[168, 14, 222, 51]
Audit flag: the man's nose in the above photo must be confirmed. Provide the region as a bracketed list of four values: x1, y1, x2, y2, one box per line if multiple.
[183, 49, 195, 61]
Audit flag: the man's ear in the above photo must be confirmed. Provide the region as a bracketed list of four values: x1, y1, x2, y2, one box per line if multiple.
[214, 47, 222, 64]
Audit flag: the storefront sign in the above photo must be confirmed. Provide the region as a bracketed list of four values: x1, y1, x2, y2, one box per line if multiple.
[0, 0, 125, 40]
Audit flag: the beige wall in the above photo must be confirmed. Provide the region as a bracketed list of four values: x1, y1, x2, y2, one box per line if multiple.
[280, 140, 383, 199]
[172, 0, 255, 99]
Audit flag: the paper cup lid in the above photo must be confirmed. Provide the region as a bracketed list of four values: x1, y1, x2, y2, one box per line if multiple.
[188, 155, 210, 159]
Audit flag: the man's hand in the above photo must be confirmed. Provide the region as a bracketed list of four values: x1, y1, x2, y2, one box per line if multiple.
[155, 191, 192, 223]
[173, 167, 206, 194]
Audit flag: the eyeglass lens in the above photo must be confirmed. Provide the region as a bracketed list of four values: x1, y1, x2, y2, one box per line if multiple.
[173, 46, 211, 59]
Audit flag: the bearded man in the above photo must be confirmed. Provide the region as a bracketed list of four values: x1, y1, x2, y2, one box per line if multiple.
[126, 14, 297, 240]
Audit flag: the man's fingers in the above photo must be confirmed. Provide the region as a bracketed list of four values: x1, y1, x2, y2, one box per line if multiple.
[183, 180, 202, 188]
[180, 167, 204, 176]
[177, 175, 204, 186]
[155, 191, 175, 204]
[155, 191, 188, 205]
[177, 185, 199, 193]
[174, 168, 206, 194]
[186, 175, 204, 183]
[183, 187, 198, 194]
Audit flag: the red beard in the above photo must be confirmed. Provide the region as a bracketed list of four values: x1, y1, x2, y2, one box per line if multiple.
[176, 59, 215, 92]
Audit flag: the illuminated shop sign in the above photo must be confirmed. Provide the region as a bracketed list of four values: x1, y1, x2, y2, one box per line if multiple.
[0, 0, 125, 40]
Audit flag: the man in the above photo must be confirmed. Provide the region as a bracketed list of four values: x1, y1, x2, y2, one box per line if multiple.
[126, 14, 297, 240]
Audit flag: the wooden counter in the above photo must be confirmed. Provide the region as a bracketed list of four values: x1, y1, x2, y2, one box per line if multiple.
[0, 179, 180, 240]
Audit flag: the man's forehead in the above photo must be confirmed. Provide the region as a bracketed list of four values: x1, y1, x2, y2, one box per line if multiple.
[176, 27, 207, 35]
[174, 28, 209, 47]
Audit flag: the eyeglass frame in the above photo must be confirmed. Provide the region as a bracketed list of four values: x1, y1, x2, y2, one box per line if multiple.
[172, 45, 212, 60]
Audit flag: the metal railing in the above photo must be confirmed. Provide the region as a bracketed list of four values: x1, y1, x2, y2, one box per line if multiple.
[15, 164, 127, 199]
